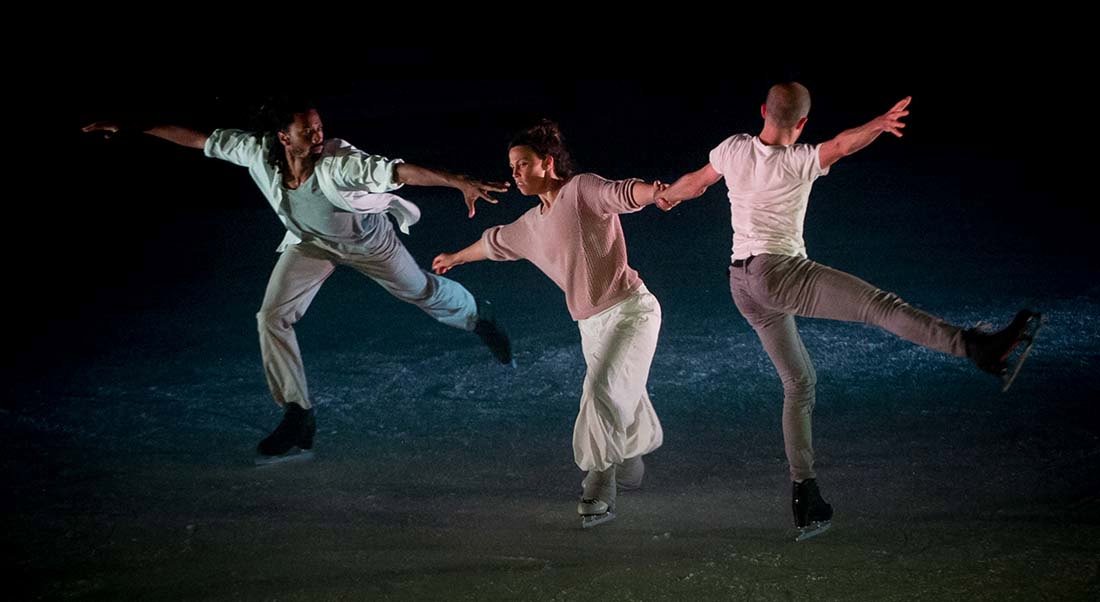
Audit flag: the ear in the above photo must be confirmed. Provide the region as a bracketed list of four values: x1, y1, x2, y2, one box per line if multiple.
[544, 154, 556, 178]
[277, 130, 291, 147]
[760, 103, 767, 120]
[795, 116, 808, 131]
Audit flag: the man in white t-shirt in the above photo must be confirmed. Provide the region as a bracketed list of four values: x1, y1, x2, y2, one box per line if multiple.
[657, 82, 1040, 540]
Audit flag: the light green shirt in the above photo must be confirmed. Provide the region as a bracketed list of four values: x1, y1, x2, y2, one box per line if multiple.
[204, 129, 420, 251]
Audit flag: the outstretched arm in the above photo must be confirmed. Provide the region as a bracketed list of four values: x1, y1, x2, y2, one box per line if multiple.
[575, 175, 669, 215]
[81, 121, 209, 150]
[432, 239, 489, 275]
[630, 180, 670, 209]
[394, 163, 510, 218]
[817, 96, 911, 170]
[655, 163, 723, 211]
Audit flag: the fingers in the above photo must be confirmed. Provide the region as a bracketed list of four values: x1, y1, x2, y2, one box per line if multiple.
[463, 181, 508, 219]
[467, 189, 502, 219]
[482, 181, 511, 193]
[431, 255, 451, 274]
[81, 121, 119, 133]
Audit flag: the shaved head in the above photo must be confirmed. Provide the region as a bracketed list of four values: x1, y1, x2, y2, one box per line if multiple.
[765, 82, 811, 128]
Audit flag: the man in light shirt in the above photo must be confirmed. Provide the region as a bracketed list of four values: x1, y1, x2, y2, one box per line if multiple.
[657, 82, 1040, 540]
[83, 96, 513, 464]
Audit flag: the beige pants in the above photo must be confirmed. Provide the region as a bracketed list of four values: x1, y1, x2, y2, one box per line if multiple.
[573, 285, 664, 472]
[730, 253, 967, 481]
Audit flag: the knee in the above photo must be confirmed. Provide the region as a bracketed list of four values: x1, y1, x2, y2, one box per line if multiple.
[782, 372, 817, 403]
[395, 272, 435, 305]
[586, 369, 614, 402]
[257, 307, 297, 332]
[585, 364, 630, 410]
[866, 289, 908, 316]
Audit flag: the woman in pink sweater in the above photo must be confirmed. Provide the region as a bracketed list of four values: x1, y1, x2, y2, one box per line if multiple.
[433, 120, 667, 528]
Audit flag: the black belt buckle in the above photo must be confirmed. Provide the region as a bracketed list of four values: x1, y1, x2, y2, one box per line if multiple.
[732, 255, 755, 268]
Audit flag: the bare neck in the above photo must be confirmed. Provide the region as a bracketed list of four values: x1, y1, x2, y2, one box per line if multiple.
[538, 179, 566, 212]
[283, 153, 317, 188]
[758, 122, 802, 146]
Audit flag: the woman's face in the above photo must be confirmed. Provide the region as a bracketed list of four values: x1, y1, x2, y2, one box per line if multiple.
[508, 145, 553, 196]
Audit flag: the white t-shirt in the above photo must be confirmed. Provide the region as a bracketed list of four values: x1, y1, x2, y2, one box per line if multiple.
[708, 134, 829, 261]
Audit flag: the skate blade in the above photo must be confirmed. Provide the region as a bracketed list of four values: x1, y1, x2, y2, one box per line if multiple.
[1001, 314, 1044, 392]
[794, 520, 832, 542]
[580, 511, 617, 529]
[255, 448, 315, 467]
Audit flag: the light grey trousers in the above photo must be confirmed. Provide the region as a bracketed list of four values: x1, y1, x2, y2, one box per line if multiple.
[257, 222, 477, 410]
[729, 254, 967, 481]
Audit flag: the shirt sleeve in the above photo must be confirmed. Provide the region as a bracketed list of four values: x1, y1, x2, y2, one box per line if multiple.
[801, 144, 830, 180]
[708, 135, 736, 175]
[204, 128, 265, 168]
[574, 173, 647, 215]
[325, 144, 404, 192]
[480, 218, 530, 262]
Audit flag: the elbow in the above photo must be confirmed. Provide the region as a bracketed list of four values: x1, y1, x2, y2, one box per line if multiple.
[687, 175, 713, 199]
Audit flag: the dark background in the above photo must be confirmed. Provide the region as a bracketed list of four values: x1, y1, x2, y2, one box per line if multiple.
[5, 38, 1097, 599]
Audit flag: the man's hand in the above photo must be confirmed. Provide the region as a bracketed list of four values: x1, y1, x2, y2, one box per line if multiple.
[457, 176, 510, 218]
[81, 121, 122, 139]
[872, 96, 911, 138]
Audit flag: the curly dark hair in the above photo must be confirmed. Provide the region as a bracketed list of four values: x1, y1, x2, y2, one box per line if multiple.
[250, 95, 318, 172]
[508, 119, 576, 179]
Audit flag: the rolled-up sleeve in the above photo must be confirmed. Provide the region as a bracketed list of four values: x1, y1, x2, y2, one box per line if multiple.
[327, 148, 405, 192]
[204, 128, 264, 167]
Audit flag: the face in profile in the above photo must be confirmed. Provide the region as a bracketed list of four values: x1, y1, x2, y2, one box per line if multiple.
[508, 145, 554, 196]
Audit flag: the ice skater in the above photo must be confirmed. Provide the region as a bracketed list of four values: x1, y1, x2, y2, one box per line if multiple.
[433, 120, 668, 527]
[656, 83, 1041, 540]
[82, 96, 514, 464]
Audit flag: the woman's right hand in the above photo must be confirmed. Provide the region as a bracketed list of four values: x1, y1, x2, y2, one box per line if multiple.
[432, 253, 460, 275]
